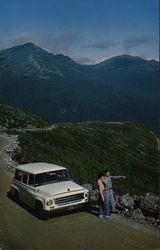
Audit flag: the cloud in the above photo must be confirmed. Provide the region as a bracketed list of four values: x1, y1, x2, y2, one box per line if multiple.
[1, 31, 82, 55]
[74, 56, 96, 64]
[46, 31, 83, 54]
[9, 32, 43, 47]
[123, 35, 154, 49]
[82, 38, 116, 49]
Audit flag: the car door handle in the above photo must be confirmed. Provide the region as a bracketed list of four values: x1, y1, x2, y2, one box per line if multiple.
[23, 189, 32, 193]
[27, 189, 33, 193]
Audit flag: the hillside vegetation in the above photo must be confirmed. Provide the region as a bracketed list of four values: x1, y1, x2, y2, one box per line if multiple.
[14, 121, 160, 194]
[0, 105, 50, 129]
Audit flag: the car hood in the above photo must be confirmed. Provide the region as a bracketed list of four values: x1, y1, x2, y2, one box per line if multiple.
[37, 181, 85, 197]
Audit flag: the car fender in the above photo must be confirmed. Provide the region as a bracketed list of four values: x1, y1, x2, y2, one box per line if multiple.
[35, 197, 45, 209]
[10, 183, 20, 196]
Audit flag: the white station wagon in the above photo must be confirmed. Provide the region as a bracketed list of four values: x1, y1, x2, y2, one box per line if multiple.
[10, 162, 89, 214]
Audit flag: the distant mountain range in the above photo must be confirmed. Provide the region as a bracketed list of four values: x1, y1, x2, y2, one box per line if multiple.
[0, 43, 159, 132]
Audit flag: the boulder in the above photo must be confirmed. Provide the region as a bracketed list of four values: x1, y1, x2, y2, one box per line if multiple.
[119, 193, 134, 209]
[115, 195, 126, 211]
[133, 195, 140, 208]
[82, 183, 93, 192]
[140, 193, 160, 214]
[145, 216, 156, 224]
[89, 189, 99, 204]
[124, 208, 131, 216]
[130, 208, 145, 221]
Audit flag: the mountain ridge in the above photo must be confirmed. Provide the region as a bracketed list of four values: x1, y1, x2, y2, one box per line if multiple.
[0, 42, 158, 65]
[0, 43, 159, 132]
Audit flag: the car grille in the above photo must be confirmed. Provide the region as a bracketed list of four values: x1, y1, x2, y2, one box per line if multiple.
[54, 193, 84, 206]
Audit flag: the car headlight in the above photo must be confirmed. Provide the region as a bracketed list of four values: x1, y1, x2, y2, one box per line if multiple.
[46, 199, 53, 206]
[84, 192, 89, 198]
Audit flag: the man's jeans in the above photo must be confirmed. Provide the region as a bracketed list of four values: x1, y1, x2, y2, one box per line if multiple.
[99, 190, 110, 216]
[105, 189, 116, 212]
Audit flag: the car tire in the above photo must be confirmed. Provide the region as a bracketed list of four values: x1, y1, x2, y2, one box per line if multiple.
[15, 190, 20, 203]
[35, 201, 44, 218]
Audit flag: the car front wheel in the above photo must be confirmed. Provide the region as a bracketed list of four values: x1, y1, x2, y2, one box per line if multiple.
[35, 201, 44, 218]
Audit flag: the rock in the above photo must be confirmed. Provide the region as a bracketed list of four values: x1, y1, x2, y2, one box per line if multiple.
[89, 189, 99, 204]
[82, 183, 93, 192]
[115, 195, 126, 211]
[156, 219, 160, 227]
[124, 208, 131, 216]
[145, 216, 156, 224]
[145, 216, 152, 223]
[131, 208, 145, 221]
[133, 195, 140, 208]
[140, 193, 160, 214]
[119, 193, 134, 209]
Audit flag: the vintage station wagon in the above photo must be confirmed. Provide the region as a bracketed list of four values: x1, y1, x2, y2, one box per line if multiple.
[10, 162, 89, 214]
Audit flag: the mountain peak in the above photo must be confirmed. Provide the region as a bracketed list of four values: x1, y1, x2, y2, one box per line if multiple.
[12, 42, 45, 52]
[97, 54, 158, 70]
[20, 42, 36, 47]
[101, 54, 144, 64]
[0, 42, 49, 56]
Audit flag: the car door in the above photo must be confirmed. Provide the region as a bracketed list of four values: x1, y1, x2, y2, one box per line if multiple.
[20, 172, 35, 207]
[27, 174, 36, 208]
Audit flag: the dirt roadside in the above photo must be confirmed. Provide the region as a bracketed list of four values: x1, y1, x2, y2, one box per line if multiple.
[0, 134, 159, 250]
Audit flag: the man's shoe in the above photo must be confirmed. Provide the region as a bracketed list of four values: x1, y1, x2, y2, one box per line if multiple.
[105, 215, 110, 219]
[99, 215, 103, 219]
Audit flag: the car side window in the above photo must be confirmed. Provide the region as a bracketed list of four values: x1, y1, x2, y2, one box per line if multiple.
[15, 170, 23, 182]
[22, 172, 28, 184]
[28, 174, 34, 186]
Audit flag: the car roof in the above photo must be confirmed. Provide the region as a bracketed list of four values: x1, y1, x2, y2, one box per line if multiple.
[15, 162, 66, 174]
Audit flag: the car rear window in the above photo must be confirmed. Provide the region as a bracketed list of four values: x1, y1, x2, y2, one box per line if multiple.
[28, 174, 34, 186]
[15, 170, 23, 182]
[22, 173, 28, 184]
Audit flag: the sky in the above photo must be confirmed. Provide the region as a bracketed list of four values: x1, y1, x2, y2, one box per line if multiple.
[0, 0, 159, 64]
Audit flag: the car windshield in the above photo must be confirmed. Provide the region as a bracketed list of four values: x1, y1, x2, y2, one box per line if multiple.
[35, 169, 71, 186]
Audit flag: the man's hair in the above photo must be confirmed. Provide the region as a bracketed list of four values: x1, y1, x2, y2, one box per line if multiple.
[97, 172, 103, 180]
[104, 169, 110, 174]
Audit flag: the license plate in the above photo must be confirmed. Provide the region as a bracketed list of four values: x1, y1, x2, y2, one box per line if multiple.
[68, 205, 75, 211]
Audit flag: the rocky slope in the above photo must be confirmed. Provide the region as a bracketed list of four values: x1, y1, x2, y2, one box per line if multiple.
[0, 105, 50, 130]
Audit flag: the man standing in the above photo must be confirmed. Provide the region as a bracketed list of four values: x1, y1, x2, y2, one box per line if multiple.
[97, 173, 110, 219]
[102, 169, 126, 213]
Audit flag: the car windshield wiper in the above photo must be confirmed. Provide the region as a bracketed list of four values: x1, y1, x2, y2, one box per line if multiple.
[36, 180, 60, 186]
[35, 178, 71, 186]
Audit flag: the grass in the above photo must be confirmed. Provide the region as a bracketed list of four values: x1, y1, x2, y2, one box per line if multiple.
[0, 105, 50, 129]
[13, 121, 160, 194]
